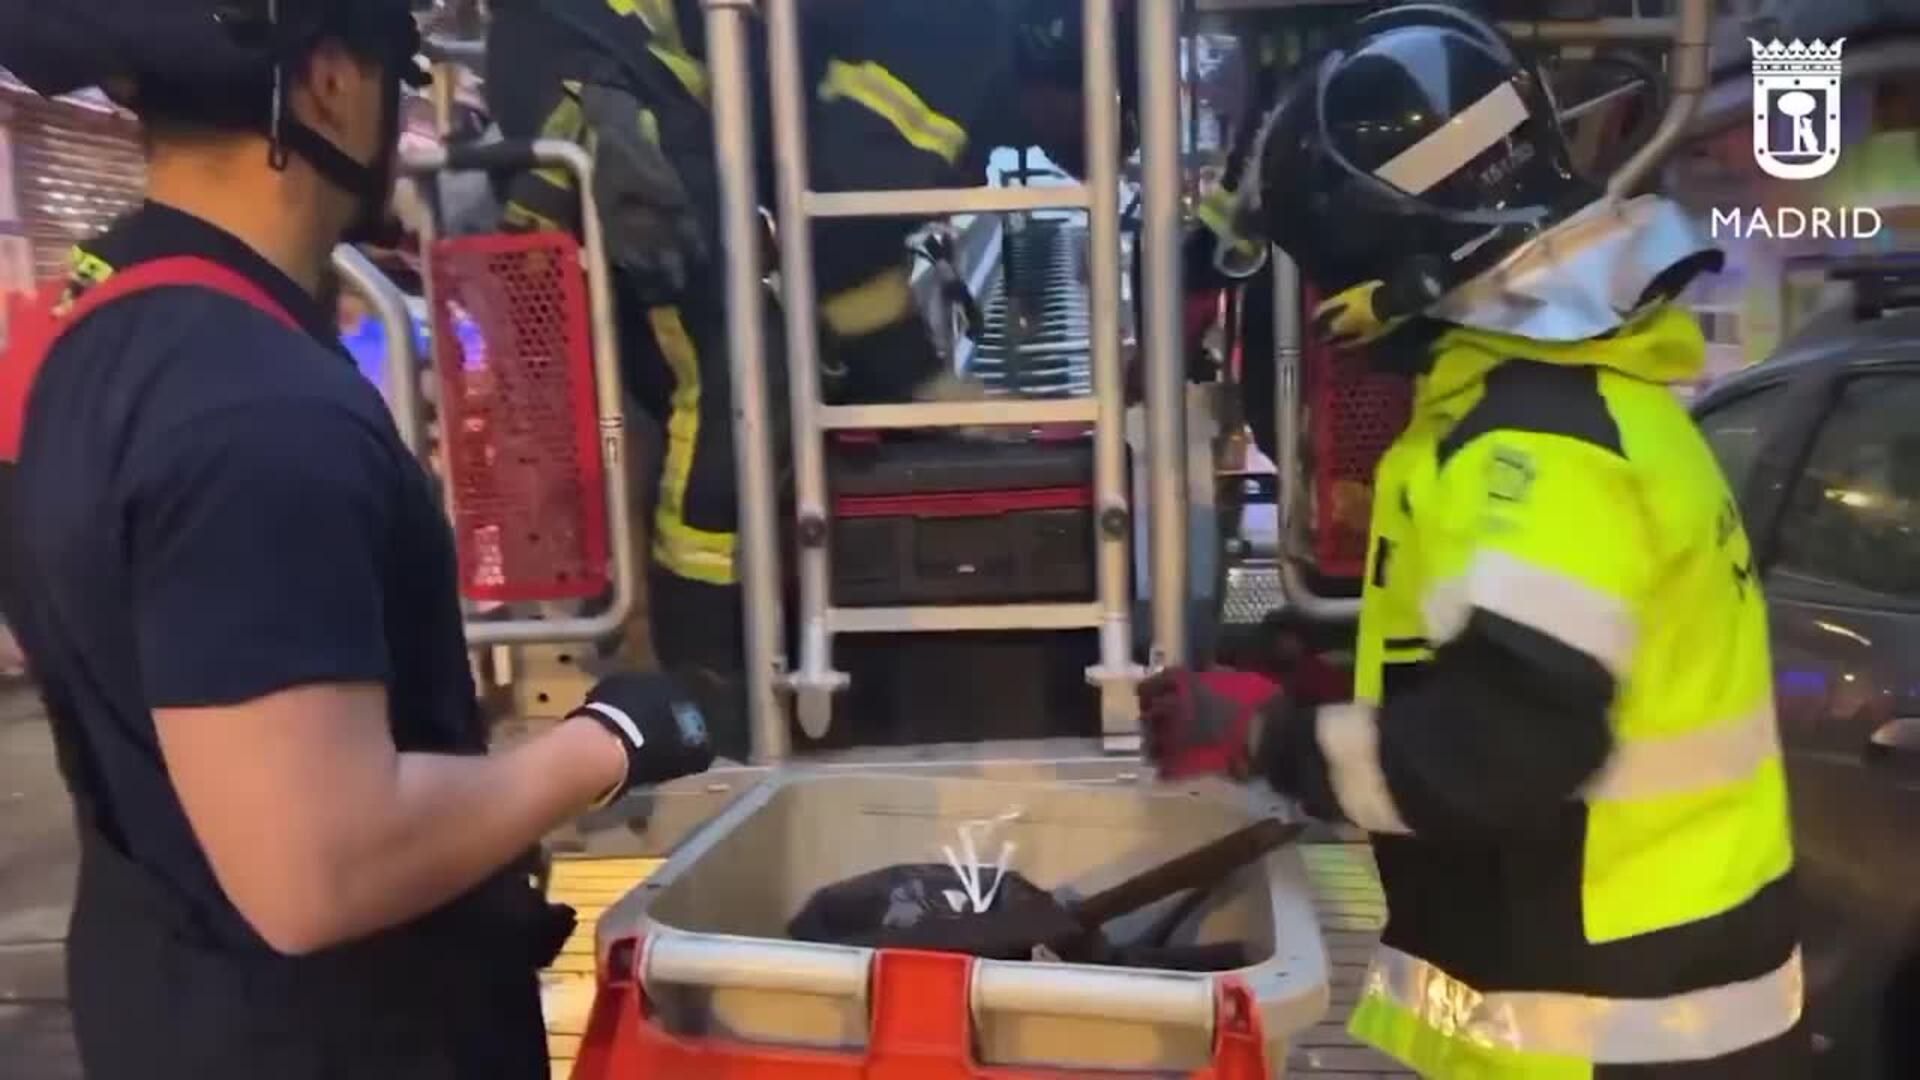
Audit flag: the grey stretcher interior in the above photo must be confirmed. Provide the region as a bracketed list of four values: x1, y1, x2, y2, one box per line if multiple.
[597, 772, 1331, 1077]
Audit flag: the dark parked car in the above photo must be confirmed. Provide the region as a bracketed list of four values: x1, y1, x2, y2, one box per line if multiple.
[1692, 262, 1920, 1079]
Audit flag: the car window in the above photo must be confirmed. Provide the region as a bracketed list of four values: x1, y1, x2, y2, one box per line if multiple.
[1697, 386, 1783, 493]
[1772, 375, 1920, 600]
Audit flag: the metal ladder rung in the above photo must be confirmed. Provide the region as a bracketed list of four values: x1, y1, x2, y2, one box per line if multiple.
[828, 602, 1104, 635]
[819, 398, 1097, 430]
[805, 185, 1092, 219]
[971, 352, 1087, 363]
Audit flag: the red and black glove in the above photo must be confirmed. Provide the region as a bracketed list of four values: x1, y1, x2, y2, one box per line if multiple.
[1138, 667, 1284, 781]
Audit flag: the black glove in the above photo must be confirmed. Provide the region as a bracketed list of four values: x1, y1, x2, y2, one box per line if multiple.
[570, 673, 715, 805]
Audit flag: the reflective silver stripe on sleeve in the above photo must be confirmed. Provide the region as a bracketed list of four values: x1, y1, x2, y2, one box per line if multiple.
[1315, 703, 1412, 835]
[583, 701, 647, 749]
[1374, 80, 1530, 196]
[1585, 702, 1781, 802]
[1363, 945, 1803, 1064]
[1421, 549, 1638, 676]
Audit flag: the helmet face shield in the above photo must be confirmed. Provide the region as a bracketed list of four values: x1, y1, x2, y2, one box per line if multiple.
[1254, 4, 1598, 312]
[1250, 65, 1365, 294]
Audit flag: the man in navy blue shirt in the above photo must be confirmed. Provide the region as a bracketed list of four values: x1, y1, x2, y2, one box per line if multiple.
[0, 2, 715, 1076]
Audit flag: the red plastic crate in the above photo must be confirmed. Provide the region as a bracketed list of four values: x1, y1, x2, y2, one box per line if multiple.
[428, 232, 607, 603]
[1303, 289, 1411, 579]
[571, 943, 1272, 1080]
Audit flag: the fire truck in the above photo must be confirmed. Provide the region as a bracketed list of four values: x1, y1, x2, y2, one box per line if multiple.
[362, 0, 1705, 820]
[336, 2, 1733, 1075]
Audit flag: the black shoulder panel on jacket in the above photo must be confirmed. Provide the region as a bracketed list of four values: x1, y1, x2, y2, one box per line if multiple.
[1437, 360, 1623, 467]
[1373, 609, 1616, 838]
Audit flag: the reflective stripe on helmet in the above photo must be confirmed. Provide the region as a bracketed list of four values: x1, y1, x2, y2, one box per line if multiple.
[1374, 79, 1530, 196]
[1354, 945, 1803, 1067]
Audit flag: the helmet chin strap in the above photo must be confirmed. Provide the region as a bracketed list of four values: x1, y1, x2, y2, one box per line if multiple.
[268, 61, 404, 248]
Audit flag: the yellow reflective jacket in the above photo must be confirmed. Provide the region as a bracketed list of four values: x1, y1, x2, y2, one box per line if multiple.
[1293, 307, 1801, 1076]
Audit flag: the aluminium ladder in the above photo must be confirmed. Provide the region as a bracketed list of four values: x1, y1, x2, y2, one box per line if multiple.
[700, 0, 1194, 762]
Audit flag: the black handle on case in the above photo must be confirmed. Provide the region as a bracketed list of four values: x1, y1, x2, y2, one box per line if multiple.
[444, 139, 544, 174]
[1070, 818, 1304, 930]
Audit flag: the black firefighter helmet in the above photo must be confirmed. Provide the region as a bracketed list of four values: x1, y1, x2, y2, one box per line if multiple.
[0, 0, 427, 240]
[1254, 4, 1600, 347]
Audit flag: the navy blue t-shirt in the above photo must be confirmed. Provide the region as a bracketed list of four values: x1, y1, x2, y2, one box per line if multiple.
[11, 203, 487, 952]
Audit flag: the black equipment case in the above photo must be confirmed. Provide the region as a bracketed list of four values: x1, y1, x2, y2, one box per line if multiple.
[812, 432, 1104, 748]
[827, 433, 1097, 607]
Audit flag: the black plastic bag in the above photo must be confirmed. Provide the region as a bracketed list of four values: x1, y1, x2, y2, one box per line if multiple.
[787, 863, 1084, 961]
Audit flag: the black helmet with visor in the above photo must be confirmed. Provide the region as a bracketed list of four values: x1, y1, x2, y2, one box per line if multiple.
[1253, 4, 1599, 343]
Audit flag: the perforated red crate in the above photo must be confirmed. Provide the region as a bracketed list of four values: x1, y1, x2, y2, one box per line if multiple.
[571, 944, 1273, 1080]
[1304, 289, 1411, 579]
[428, 231, 608, 603]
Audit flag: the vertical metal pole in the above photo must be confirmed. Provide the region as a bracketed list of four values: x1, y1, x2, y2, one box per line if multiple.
[567, 139, 645, 652]
[1183, 4, 1200, 172]
[766, 0, 846, 738]
[431, 62, 459, 137]
[331, 244, 423, 457]
[1139, 0, 1191, 665]
[1606, 0, 1712, 198]
[703, 0, 790, 763]
[1273, 249, 1301, 566]
[1083, 0, 1140, 739]
[407, 175, 464, 532]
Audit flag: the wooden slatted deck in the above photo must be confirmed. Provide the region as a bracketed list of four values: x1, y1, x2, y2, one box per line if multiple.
[541, 857, 660, 1077]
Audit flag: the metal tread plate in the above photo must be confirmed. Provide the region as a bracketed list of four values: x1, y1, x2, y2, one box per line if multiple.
[966, 218, 1094, 401]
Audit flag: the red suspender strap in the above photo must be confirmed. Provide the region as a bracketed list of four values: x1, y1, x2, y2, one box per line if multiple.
[0, 257, 302, 460]
[57, 256, 301, 331]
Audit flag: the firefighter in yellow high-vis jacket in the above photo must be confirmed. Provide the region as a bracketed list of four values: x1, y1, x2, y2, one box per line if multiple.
[1138, 7, 1806, 1077]
[485, 0, 1132, 758]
